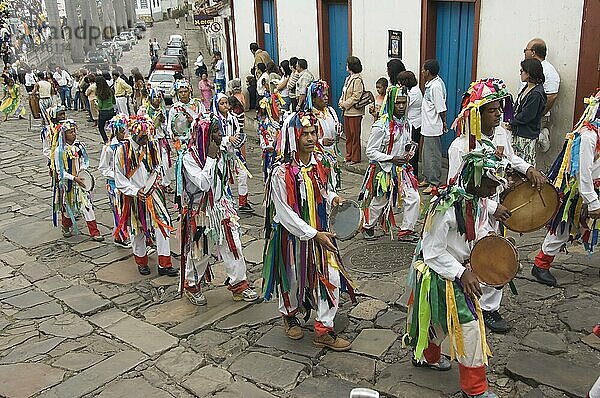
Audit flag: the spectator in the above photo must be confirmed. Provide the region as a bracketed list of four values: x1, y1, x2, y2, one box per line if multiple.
[213, 51, 225, 93]
[256, 62, 270, 97]
[387, 59, 406, 85]
[53, 65, 72, 109]
[398, 70, 423, 179]
[79, 73, 92, 121]
[95, 75, 116, 143]
[420, 59, 447, 194]
[338, 55, 365, 164]
[194, 51, 207, 77]
[369, 77, 388, 121]
[198, 72, 214, 109]
[250, 42, 273, 79]
[24, 67, 36, 94]
[112, 70, 132, 116]
[131, 70, 146, 113]
[295, 58, 314, 111]
[71, 73, 82, 111]
[85, 74, 98, 125]
[31, 71, 53, 125]
[286, 57, 299, 111]
[275, 59, 292, 110]
[0, 77, 25, 121]
[509, 58, 547, 167]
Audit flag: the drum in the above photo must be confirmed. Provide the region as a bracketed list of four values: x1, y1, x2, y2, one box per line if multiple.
[500, 170, 560, 233]
[470, 235, 519, 287]
[143, 170, 161, 195]
[77, 169, 95, 192]
[29, 94, 41, 119]
[171, 110, 192, 138]
[329, 200, 363, 241]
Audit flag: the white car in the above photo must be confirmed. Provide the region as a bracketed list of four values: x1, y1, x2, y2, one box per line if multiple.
[120, 31, 137, 46]
[113, 36, 131, 51]
[148, 71, 176, 104]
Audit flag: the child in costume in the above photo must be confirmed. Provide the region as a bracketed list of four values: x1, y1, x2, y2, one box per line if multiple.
[212, 93, 253, 213]
[532, 91, 600, 286]
[262, 110, 356, 350]
[448, 78, 546, 333]
[98, 113, 130, 248]
[307, 80, 343, 190]
[113, 115, 178, 277]
[175, 113, 258, 305]
[51, 119, 104, 241]
[257, 92, 285, 181]
[404, 150, 505, 398]
[359, 85, 420, 242]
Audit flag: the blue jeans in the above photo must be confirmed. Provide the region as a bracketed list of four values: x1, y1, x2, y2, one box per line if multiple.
[215, 78, 226, 93]
[59, 86, 72, 109]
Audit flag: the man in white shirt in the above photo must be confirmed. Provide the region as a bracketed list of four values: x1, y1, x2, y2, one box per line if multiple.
[213, 51, 225, 93]
[295, 59, 314, 111]
[53, 65, 72, 109]
[24, 68, 37, 93]
[420, 59, 447, 194]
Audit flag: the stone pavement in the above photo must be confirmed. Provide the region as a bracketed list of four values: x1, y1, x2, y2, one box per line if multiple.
[0, 20, 599, 398]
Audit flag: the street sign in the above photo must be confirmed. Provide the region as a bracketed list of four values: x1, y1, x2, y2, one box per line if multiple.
[193, 12, 214, 27]
[209, 21, 221, 33]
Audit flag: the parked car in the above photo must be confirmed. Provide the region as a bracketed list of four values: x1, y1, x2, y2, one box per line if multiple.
[167, 40, 187, 58]
[155, 55, 183, 73]
[98, 41, 122, 61]
[84, 50, 109, 69]
[119, 31, 137, 46]
[168, 34, 187, 49]
[163, 47, 187, 68]
[129, 27, 143, 40]
[113, 35, 131, 51]
[135, 20, 147, 31]
[148, 71, 175, 104]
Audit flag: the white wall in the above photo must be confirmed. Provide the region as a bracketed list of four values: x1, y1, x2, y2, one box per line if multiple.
[351, 0, 422, 145]
[231, 0, 257, 80]
[275, 1, 320, 77]
[477, 0, 584, 170]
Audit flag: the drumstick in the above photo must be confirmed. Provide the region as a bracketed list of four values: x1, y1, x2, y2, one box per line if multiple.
[538, 190, 547, 207]
[509, 199, 533, 213]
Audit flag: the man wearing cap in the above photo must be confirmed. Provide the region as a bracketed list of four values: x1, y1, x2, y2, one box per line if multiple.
[448, 78, 546, 332]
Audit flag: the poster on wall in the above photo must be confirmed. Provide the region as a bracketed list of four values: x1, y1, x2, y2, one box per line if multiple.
[388, 30, 402, 59]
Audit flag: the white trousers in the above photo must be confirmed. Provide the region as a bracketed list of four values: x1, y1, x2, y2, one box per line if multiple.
[541, 227, 570, 257]
[116, 97, 129, 116]
[237, 168, 248, 196]
[364, 183, 420, 231]
[479, 285, 502, 312]
[184, 224, 248, 289]
[159, 146, 172, 186]
[429, 320, 484, 367]
[132, 228, 170, 257]
[278, 262, 340, 329]
[590, 376, 600, 398]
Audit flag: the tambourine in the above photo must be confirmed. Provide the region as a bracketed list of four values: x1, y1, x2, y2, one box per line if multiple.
[470, 235, 519, 287]
[77, 169, 95, 193]
[171, 110, 192, 138]
[329, 200, 363, 241]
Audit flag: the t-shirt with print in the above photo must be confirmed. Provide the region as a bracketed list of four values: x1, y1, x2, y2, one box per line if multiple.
[421, 75, 447, 137]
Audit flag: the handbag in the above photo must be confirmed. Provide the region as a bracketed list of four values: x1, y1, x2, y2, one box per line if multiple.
[353, 77, 374, 109]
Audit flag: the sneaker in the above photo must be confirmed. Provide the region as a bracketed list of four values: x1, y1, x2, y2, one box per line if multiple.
[184, 289, 207, 306]
[114, 239, 131, 249]
[282, 316, 304, 340]
[313, 331, 352, 351]
[397, 229, 419, 243]
[412, 355, 452, 371]
[362, 228, 377, 241]
[233, 287, 259, 302]
[158, 266, 178, 277]
[61, 227, 72, 238]
[138, 265, 151, 275]
[483, 310, 510, 333]
[462, 390, 498, 398]
[91, 235, 105, 242]
[146, 246, 156, 256]
[238, 203, 253, 213]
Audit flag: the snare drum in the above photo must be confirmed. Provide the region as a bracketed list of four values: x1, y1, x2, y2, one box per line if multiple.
[500, 170, 560, 233]
[470, 235, 519, 287]
[77, 169, 95, 192]
[329, 200, 363, 241]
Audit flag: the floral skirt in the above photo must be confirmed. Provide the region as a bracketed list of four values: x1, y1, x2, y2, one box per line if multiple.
[512, 135, 537, 167]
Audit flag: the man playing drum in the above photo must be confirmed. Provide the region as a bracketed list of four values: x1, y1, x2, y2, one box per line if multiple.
[50, 119, 104, 241]
[114, 115, 178, 277]
[359, 86, 420, 242]
[448, 78, 546, 332]
[175, 114, 258, 305]
[532, 91, 600, 286]
[262, 110, 356, 350]
[405, 150, 505, 398]
[167, 81, 206, 145]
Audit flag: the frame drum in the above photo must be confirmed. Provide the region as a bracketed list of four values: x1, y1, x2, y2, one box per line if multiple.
[470, 235, 519, 287]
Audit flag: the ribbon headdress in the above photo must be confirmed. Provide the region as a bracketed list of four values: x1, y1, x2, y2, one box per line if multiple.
[452, 78, 513, 149]
[304, 80, 329, 111]
[127, 114, 155, 142]
[277, 110, 320, 161]
[105, 113, 129, 140]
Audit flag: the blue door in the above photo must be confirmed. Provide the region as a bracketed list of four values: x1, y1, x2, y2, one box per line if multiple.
[262, 0, 278, 64]
[435, 1, 475, 155]
[328, 2, 348, 120]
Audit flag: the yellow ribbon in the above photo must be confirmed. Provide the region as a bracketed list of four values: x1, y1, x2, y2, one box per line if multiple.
[474, 298, 493, 365]
[445, 280, 465, 360]
[301, 167, 317, 228]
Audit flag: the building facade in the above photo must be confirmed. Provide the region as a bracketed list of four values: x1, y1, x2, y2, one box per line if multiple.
[135, 0, 165, 21]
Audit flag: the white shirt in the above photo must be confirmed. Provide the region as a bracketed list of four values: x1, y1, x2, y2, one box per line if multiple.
[316, 106, 340, 154]
[54, 141, 88, 181]
[579, 126, 600, 211]
[114, 140, 153, 196]
[24, 72, 36, 86]
[215, 60, 225, 80]
[194, 55, 204, 67]
[98, 137, 120, 179]
[421, 76, 447, 137]
[407, 85, 423, 129]
[183, 154, 218, 199]
[257, 72, 270, 96]
[53, 70, 71, 87]
[366, 117, 413, 172]
[541, 59, 560, 95]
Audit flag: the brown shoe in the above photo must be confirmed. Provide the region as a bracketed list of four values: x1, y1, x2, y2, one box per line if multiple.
[313, 331, 352, 351]
[282, 316, 304, 340]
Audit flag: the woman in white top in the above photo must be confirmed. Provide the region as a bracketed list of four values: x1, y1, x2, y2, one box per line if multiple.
[32, 72, 53, 125]
[275, 60, 292, 110]
[398, 70, 423, 180]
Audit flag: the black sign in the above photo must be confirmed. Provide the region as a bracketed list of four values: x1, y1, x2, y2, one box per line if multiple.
[193, 12, 214, 27]
[388, 30, 402, 59]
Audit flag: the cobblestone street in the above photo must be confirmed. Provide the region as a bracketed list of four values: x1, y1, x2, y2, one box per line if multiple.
[0, 19, 598, 398]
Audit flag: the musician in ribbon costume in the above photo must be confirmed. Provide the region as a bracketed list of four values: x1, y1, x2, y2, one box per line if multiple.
[212, 93, 253, 213]
[99, 114, 130, 248]
[114, 115, 178, 277]
[138, 89, 173, 192]
[175, 114, 259, 305]
[258, 92, 285, 181]
[448, 78, 546, 333]
[167, 81, 206, 146]
[41, 105, 66, 163]
[532, 91, 600, 286]
[307, 80, 343, 190]
[262, 110, 356, 350]
[359, 85, 420, 242]
[404, 151, 505, 398]
[51, 119, 104, 241]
